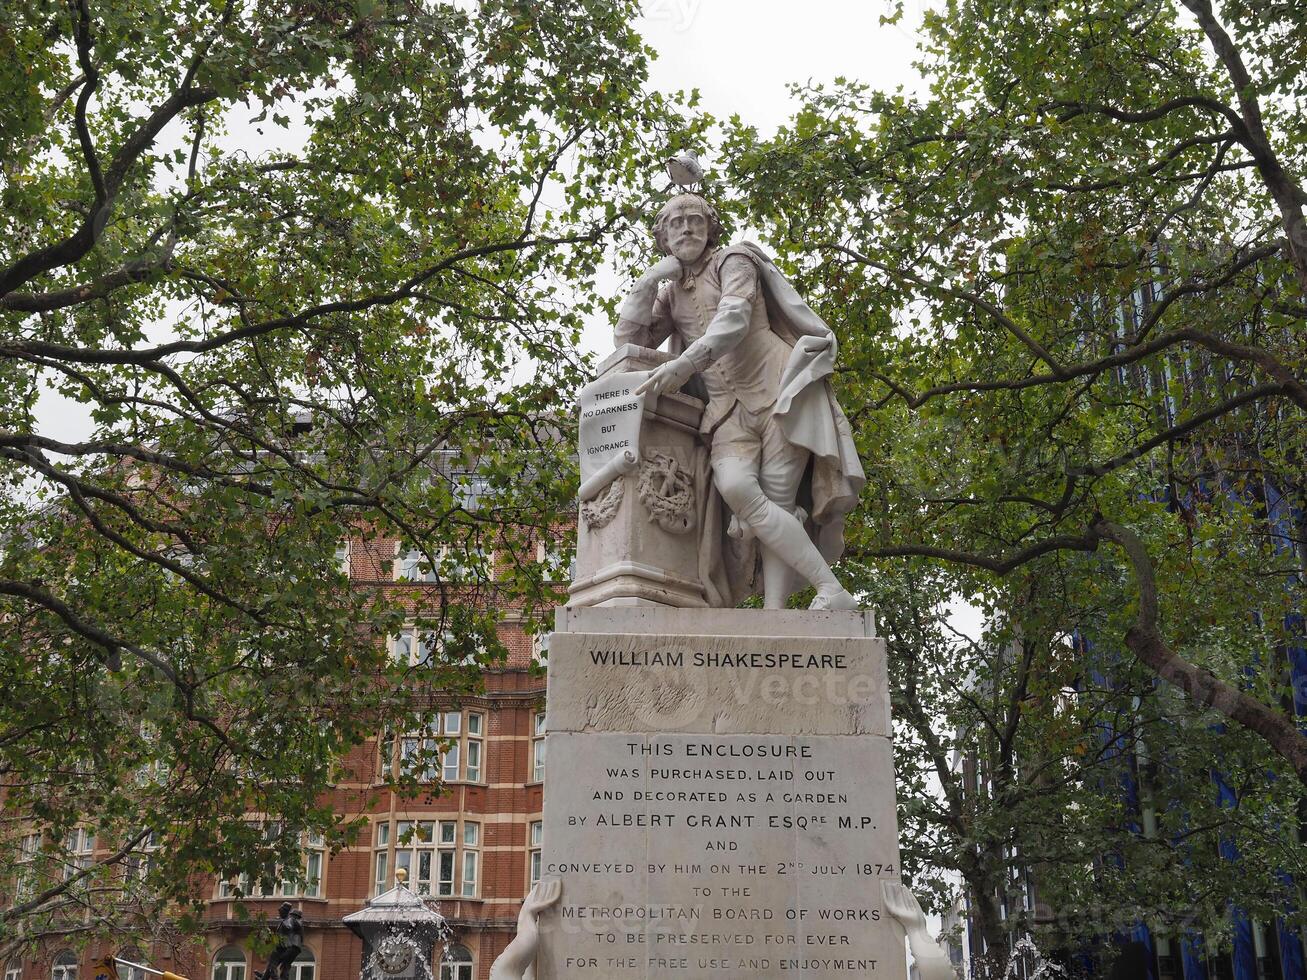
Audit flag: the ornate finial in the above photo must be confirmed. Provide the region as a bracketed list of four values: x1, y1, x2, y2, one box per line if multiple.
[666, 149, 704, 188]
[395, 867, 408, 885]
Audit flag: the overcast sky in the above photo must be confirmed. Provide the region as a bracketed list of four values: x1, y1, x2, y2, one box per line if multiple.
[575, 0, 929, 352]
[637, 0, 927, 131]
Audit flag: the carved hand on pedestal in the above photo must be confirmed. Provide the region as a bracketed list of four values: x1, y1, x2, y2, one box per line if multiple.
[635, 354, 697, 399]
[882, 881, 956, 980]
[489, 878, 562, 980]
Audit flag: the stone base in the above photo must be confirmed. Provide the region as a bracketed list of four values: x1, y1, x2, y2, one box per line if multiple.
[570, 345, 712, 608]
[535, 607, 907, 980]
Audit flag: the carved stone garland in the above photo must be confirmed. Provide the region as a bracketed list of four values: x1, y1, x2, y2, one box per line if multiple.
[636, 451, 696, 534]
[580, 476, 624, 529]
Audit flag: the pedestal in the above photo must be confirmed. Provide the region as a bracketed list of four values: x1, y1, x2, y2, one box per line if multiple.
[535, 607, 908, 980]
[569, 344, 711, 608]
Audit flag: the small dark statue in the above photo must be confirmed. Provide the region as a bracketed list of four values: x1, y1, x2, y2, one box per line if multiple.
[254, 903, 303, 980]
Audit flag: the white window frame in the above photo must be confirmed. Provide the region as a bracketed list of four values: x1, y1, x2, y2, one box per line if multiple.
[450, 470, 492, 511]
[465, 712, 484, 783]
[373, 822, 389, 895]
[529, 821, 543, 888]
[439, 945, 474, 980]
[126, 829, 159, 882]
[63, 828, 94, 879]
[334, 541, 351, 577]
[288, 948, 315, 980]
[216, 827, 323, 899]
[211, 947, 247, 980]
[461, 822, 479, 898]
[50, 952, 77, 980]
[15, 832, 40, 902]
[393, 546, 437, 583]
[394, 710, 484, 785]
[532, 711, 547, 783]
[536, 540, 574, 583]
[389, 627, 446, 667]
[5, 960, 21, 980]
[285, 832, 324, 897]
[376, 818, 480, 898]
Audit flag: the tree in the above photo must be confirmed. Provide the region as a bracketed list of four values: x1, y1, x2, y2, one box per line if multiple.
[723, 0, 1306, 778]
[872, 564, 1302, 977]
[720, 0, 1306, 969]
[0, 0, 701, 957]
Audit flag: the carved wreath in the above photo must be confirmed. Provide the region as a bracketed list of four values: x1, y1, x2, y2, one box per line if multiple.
[637, 452, 696, 534]
[580, 476, 624, 529]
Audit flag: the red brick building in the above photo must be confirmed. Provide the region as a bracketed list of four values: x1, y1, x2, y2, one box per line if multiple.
[6, 532, 556, 980]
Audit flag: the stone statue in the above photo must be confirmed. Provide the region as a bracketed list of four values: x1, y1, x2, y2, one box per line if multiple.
[882, 881, 956, 980]
[254, 903, 303, 980]
[616, 191, 865, 609]
[488, 878, 562, 980]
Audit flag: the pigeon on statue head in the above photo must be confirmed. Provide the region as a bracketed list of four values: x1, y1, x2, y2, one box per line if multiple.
[666, 149, 704, 188]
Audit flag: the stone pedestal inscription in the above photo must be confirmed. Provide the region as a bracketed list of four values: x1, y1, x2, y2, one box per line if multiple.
[537, 608, 906, 980]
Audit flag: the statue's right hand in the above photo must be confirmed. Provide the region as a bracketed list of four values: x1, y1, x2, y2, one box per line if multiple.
[640, 255, 684, 283]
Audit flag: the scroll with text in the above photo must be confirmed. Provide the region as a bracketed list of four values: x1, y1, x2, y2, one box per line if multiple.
[577, 371, 647, 501]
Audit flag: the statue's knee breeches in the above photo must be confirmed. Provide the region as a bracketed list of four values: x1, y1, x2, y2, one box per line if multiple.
[711, 456, 771, 527]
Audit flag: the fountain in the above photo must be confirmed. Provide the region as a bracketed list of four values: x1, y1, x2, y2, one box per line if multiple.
[343, 869, 451, 980]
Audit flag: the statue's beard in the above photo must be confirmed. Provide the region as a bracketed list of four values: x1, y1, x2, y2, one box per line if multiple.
[671, 238, 706, 263]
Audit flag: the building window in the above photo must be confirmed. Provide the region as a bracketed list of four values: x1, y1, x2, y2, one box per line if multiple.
[394, 710, 485, 784]
[50, 953, 76, 980]
[532, 711, 546, 782]
[466, 713, 483, 783]
[63, 828, 95, 878]
[389, 629, 434, 667]
[450, 470, 492, 511]
[335, 541, 351, 577]
[439, 945, 473, 980]
[442, 545, 493, 583]
[373, 823, 389, 895]
[529, 821, 543, 888]
[441, 711, 461, 782]
[394, 545, 494, 584]
[391, 627, 479, 668]
[461, 822, 479, 898]
[5, 960, 20, 980]
[289, 949, 314, 980]
[126, 830, 160, 883]
[114, 952, 146, 980]
[291, 833, 324, 897]
[15, 832, 40, 902]
[393, 547, 436, 583]
[211, 948, 246, 980]
[536, 540, 574, 583]
[216, 829, 323, 899]
[377, 819, 479, 898]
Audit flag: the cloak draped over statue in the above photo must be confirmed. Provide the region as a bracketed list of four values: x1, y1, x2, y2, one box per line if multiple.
[620, 241, 865, 607]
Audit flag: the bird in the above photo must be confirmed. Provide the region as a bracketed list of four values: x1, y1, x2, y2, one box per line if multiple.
[666, 149, 704, 188]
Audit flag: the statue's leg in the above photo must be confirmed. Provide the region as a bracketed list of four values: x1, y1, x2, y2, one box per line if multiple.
[756, 433, 808, 609]
[712, 455, 839, 595]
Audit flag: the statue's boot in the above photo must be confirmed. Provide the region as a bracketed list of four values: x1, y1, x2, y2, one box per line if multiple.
[730, 487, 845, 599]
[808, 586, 858, 610]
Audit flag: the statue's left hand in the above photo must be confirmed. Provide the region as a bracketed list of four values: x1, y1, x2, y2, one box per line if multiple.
[635, 355, 697, 398]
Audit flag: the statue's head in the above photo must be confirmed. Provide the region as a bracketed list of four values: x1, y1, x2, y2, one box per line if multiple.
[653, 193, 722, 263]
[289, 909, 303, 919]
[278, 902, 293, 916]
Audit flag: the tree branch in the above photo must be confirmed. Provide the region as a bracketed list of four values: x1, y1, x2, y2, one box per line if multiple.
[1092, 518, 1307, 785]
